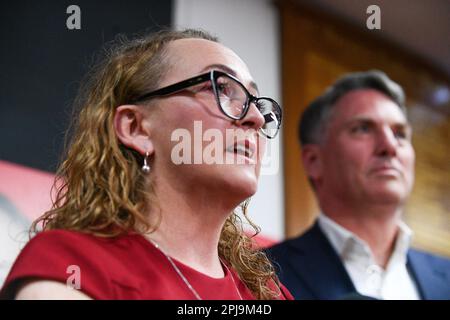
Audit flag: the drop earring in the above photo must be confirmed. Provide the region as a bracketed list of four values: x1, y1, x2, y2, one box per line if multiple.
[142, 151, 151, 173]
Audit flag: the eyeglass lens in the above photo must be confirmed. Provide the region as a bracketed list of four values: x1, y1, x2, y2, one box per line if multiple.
[215, 74, 280, 138]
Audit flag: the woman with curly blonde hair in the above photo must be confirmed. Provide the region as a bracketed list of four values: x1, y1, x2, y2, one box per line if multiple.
[0, 28, 290, 300]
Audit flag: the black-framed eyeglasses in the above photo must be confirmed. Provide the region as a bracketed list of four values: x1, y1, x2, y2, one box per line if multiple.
[132, 70, 282, 139]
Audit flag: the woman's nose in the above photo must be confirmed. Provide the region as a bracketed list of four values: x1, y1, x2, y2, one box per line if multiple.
[236, 102, 265, 132]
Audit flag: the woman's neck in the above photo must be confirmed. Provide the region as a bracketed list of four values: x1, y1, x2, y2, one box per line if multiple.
[144, 180, 237, 278]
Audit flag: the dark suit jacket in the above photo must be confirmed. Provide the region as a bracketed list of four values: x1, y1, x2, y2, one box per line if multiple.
[266, 222, 450, 300]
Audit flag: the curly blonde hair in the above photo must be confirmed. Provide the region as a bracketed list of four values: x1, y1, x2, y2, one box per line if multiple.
[32, 29, 282, 300]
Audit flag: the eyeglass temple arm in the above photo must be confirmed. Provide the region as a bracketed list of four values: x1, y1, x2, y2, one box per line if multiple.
[133, 73, 213, 103]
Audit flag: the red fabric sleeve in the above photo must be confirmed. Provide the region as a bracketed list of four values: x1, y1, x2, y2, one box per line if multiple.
[0, 230, 115, 299]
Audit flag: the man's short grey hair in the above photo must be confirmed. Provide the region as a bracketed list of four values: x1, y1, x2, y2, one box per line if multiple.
[298, 70, 407, 146]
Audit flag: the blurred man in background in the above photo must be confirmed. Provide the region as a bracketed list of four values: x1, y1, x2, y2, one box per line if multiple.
[267, 70, 450, 300]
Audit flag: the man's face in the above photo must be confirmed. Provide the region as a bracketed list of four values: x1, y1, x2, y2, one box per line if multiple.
[315, 89, 415, 206]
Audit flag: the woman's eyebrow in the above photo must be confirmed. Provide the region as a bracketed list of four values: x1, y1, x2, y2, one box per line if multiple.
[200, 63, 259, 93]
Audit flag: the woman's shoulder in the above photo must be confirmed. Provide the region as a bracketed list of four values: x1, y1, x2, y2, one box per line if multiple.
[26, 229, 99, 246]
[19, 229, 154, 274]
[20, 229, 115, 261]
[26, 229, 146, 254]
[0, 229, 151, 299]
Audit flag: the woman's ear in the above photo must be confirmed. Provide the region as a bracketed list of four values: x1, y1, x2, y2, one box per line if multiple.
[301, 144, 323, 182]
[114, 105, 155, 156]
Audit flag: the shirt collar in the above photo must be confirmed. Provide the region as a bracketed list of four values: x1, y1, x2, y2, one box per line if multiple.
[318, 213, 413, 267]
[388, 220, 413, 268]
[318, 213, 361, 257]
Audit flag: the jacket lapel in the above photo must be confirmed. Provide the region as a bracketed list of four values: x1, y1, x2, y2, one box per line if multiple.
[407, 249, 450, 300]
[286, 222, 356, 299]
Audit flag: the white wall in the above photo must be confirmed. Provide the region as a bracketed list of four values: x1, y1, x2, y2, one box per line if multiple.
[174, 0, 284, 239]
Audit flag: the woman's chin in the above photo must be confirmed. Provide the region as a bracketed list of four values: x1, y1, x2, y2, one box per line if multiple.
[226, 168, 259, 199]
[183, 163, 260, 204]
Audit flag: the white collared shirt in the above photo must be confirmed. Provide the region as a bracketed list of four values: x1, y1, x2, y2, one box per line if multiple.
[318, 214, 420, 300]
